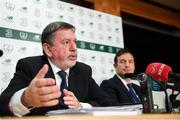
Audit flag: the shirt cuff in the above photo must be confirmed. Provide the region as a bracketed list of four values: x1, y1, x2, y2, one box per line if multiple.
[9, 88, 30, 117]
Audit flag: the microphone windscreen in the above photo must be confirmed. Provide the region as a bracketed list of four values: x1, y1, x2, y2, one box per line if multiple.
[0, 49, 3, 57]
[124, 73, 135, 79]
[145, 62, 172, 81]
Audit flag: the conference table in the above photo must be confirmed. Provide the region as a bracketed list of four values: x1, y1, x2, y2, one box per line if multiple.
[1, 114, 180, 120]
[1, 105, 179, 120]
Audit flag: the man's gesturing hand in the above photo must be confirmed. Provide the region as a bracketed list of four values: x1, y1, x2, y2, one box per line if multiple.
[21, 64, 61, 108]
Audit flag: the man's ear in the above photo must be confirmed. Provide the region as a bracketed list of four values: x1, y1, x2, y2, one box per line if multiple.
[113, 63, 117, 68]
[42, 43, 52, 57]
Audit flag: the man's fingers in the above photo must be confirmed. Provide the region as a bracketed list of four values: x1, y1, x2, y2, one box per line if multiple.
[63, 89, 68, 96]
[35, 78, 56, 88]
[35, 64, 49, 79]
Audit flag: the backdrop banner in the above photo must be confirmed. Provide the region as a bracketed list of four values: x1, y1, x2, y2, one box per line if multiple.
[0, 0, 124, 93]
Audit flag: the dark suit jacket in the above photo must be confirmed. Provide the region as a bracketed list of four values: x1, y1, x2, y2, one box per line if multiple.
[0, 55, 112, 116]
[100, 75, 142, 106]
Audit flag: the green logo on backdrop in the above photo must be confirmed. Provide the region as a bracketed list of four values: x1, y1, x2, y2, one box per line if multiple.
[0, 27, 121, 53]
[0, 27, 41, 42]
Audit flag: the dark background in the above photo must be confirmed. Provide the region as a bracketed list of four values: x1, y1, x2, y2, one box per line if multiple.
[123, 23, 180, 74]
[122, 13, 180, 74]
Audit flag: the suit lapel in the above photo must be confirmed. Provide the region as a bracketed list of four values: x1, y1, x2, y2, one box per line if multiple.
[67, 63, 85, 99]
[113, 75, 129, 94]
[41, 55, 55, 79]
[68, 65, 80, 91]
[113, 75, 134, 102]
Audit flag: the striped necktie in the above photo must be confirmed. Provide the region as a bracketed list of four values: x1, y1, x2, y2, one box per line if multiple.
[127, 84, 141, 104]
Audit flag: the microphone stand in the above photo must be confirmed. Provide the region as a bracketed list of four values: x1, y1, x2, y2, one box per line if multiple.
[169, 90, 180, 108]
[152, 79, 172, 113]
[137, 73, 154, 113]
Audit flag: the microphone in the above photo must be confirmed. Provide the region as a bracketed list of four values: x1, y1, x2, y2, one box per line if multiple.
[135, 73, 155, 113]
[124, 73, 155, 113]
[124, 73, 151, 83]
[168, 72, 180, 81]
[0, 49, 3, 57]
[145, 62, 180, 81]
[145, 62, 173, 113]
[123, 73, 136, 79]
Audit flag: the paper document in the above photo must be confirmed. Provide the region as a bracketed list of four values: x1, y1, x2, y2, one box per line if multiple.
[46, 104, 142, 116]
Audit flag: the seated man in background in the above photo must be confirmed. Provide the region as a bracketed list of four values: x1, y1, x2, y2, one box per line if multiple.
[100, 48, 142, 105]
[0, 21, 112, 116]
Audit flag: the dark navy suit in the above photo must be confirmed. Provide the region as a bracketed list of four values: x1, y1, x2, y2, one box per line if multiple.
[100, 75, 142, 105]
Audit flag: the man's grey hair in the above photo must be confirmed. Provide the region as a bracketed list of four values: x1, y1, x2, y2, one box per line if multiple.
[41, 21, 75, 45]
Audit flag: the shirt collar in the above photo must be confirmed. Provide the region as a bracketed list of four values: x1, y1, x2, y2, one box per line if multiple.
[48, 58, 69, 77]
[116, 73, 132, 86]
